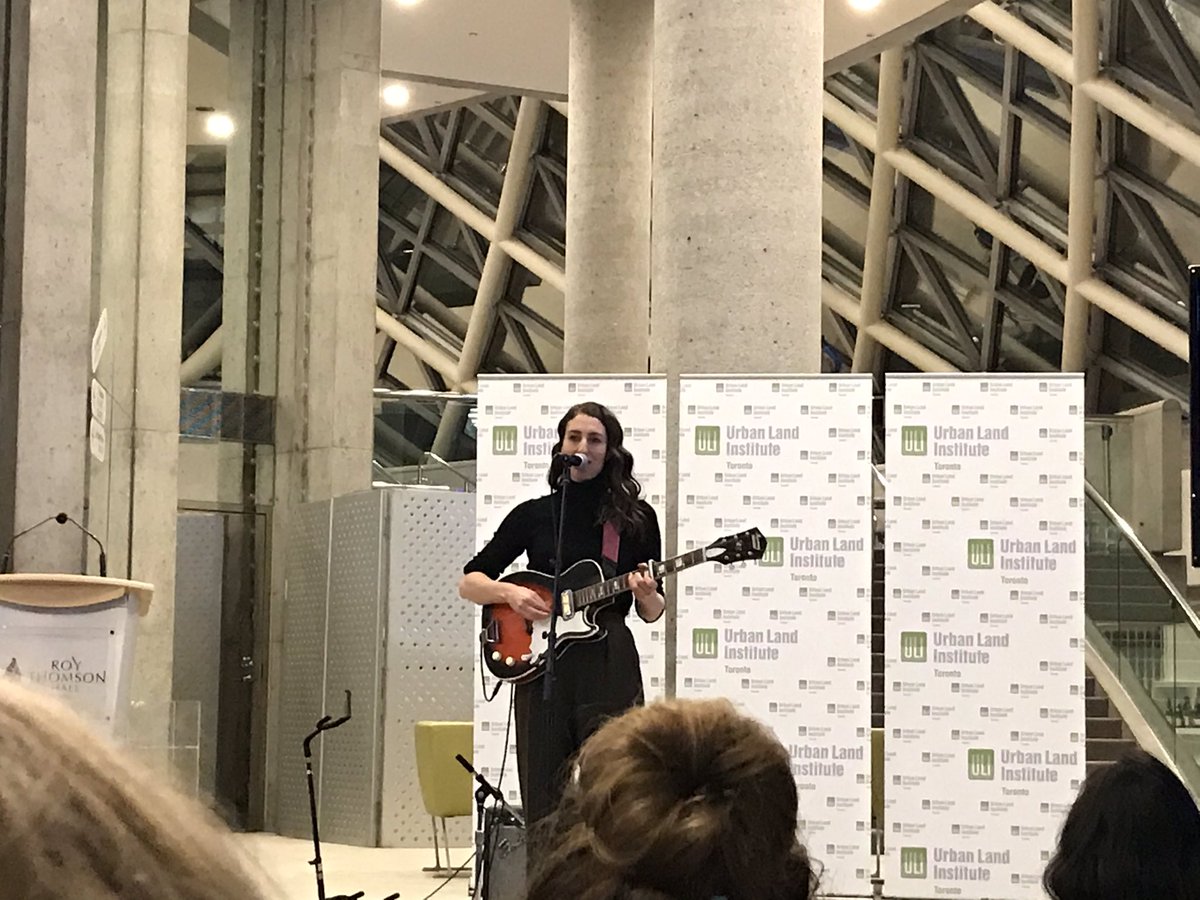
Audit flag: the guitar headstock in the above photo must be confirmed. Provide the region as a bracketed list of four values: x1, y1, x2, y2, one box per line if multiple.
[704, 527, 767, 565]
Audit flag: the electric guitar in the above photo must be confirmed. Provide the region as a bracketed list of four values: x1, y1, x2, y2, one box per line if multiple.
[480, 527, 766, 684]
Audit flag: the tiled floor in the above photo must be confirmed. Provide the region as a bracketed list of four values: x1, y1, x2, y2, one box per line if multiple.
[236, 833, 475, 900]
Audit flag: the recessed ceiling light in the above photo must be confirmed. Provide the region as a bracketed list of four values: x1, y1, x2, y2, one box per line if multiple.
[205, 112, 235, 140]
[382, 83, 412, 109]
[848, 0, 882, 10]
[393, 0, 423, 7]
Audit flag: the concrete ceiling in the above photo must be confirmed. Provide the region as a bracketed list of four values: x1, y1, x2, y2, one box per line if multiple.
[381, 0, 980, 96]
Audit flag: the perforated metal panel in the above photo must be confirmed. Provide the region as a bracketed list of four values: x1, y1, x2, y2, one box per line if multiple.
[275, 502, 332, 838]
[381, 490, 476, 848]
[321, 491, 388, 846]
[172, 514, 224, 800]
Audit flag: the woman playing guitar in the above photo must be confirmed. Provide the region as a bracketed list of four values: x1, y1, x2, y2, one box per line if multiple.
[459, 401, 665, 831]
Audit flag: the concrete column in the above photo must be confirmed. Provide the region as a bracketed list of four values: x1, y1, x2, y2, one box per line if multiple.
[563, 0, 653, 372]
[92, 0, 190, 711]
[0, 2, 98, 573]
[261, 0, 379, 829]
[272, 0, 378, 506]
[650, 0, 823, 693]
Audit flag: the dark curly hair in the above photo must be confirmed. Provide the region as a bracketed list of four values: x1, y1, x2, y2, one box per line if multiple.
[527, 699, 820, 900]
[1044, 749, 1200, 900]
[546, 401, 649, 537]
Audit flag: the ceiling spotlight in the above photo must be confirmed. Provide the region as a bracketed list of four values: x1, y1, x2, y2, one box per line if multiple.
[848, 0, 882, 10]
[205, 112, 235, 140]
[382, 83, 412, 109]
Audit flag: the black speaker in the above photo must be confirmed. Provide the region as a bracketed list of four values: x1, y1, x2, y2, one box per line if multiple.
[476, 807, 526, 900]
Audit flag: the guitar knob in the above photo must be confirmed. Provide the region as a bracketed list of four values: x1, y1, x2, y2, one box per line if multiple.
[505, 656, 515, 666]
[491, 651, 501, 661]
[520, 653, 532, 661]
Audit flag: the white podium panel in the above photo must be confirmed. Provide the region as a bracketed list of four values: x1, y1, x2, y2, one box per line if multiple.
[0, 575, 152, 735]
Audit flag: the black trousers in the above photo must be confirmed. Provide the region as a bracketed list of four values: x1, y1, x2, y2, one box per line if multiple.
[514, 623, 644, 828]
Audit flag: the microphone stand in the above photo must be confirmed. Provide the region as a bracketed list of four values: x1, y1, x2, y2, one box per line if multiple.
[458, 754, 524, 900]
[0, 512, 107, 577]
[542, 463, 572, 705]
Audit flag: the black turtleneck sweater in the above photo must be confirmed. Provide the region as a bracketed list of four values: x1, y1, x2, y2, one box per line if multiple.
[464, 475, 663, 624]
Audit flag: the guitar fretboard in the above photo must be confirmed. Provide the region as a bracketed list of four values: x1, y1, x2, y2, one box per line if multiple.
[570, 547, 709, 610]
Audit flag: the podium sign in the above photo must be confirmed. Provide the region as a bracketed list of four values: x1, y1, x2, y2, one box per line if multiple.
[0, 576, 153, 735]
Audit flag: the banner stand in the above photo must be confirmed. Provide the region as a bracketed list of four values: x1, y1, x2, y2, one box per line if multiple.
[0, 574, 154, 737]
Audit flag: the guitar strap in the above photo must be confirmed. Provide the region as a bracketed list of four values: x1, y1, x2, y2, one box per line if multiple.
[601, 520, 621, 578]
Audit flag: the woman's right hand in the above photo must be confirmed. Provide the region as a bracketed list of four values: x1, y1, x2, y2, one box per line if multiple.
[504, 583, 552, 621]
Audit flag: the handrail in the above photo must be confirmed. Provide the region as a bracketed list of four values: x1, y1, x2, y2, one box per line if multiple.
[424, 452, 476, 488]
[373, 388, 478, 402]
[1083, 479, 1200, 636]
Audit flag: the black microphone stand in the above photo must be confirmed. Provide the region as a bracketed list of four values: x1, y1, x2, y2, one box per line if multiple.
[542, 462, 572, 705]
[0, 511, 107, 577]
[458, 754, 524, 900]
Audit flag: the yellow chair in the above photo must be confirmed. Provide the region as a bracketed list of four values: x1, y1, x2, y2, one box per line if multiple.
[414, 721, 474, 875]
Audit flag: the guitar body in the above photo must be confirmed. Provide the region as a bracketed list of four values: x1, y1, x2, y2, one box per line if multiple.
[477, 527, 765, 686]
[480, 560, 610, 685]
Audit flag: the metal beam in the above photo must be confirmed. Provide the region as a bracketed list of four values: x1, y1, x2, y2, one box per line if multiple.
[901, 237, 982, 367]
[454, 98, 545, 385]
[824, 281, 959, 374]
[184, 217, 224, 272]
[850, 48, 904, 374]
[1077, 277, 1188, 359]
[1062, 0, 1100, 371]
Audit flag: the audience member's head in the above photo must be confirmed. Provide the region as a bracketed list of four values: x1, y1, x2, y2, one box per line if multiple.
[527, 698, 819, 900]
[0, 677, 264, 899]
[1044, 749, 1200, 900]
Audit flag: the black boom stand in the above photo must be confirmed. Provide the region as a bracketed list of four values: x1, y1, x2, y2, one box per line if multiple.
[458, 754, 524, 900]
[303, 690, 398, 900]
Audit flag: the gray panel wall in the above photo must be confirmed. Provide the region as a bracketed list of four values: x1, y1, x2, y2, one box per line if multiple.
[273, 488, 475, 848]
[381, 489, 475, 848]
[172, 513, 224, 799]
[321, 491, 387, 847]
[274, 502, 332, 838]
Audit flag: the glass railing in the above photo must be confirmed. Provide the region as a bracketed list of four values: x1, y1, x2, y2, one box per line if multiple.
[1084, 482, 1200, 789]
[372, 389, 476, 489]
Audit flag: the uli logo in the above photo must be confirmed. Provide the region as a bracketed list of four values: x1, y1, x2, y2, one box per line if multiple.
[967, 538, 995, 569]
[695, 426, 721, 456]
[900, 847, 927, 879]
[760, 537, 785, 567]
[492, 426, 518, 455]
[692, 628, 719, 659]
[900, 631, 927, 662]
[968, 748, 995, 780]
[901, 425, 928, 456]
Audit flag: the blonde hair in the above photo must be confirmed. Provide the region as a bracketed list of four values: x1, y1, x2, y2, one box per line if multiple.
[0, 677, 265, 899]
[527, 698, 819, 900]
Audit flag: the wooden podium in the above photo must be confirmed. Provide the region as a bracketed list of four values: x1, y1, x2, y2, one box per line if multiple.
[0, 575, 153, 734]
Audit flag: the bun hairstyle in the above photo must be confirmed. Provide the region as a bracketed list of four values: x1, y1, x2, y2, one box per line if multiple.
[528, 699, 819, 900]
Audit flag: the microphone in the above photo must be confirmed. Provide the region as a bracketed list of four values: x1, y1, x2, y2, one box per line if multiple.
[557, 453, 587, 468]
[1, 512, 107, 577]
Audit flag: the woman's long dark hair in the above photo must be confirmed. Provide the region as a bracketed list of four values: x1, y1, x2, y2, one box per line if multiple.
[527, 699, 820, 900]
[1043, 749, 1200, 900]
[546, 401, 649, 537]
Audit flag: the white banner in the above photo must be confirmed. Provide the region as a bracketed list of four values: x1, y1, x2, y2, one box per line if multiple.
[884, 374, 1085, 898]
[677, 376, 874, 894]
[473, 375, 667, 807]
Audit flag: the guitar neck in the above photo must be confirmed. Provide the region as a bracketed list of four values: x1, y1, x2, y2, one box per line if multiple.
[571, 547, 708, 610]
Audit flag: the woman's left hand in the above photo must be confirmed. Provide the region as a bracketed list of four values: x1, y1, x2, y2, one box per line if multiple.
[627, 564, 658, 602]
